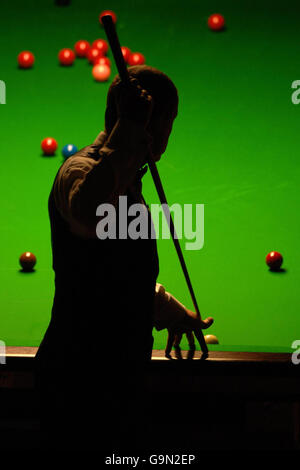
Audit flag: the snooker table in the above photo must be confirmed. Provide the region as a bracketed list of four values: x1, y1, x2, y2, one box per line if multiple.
[1, 2, 300, 362]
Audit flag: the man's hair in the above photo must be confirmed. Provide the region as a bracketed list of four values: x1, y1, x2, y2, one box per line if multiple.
[105, 65, 178, 135]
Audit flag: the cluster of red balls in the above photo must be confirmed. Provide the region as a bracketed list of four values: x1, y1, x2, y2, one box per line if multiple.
[17, 10, 146, 83]
[73, 37, 145, 83]
[75, 10, 146, 82]
[17, 11, 226, 77]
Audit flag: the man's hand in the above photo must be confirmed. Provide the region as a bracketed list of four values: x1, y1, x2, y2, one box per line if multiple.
[115, 77, 153, 128]
[165, 311, 214, 360]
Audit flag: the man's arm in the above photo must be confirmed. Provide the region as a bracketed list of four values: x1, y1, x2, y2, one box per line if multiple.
[53, 78, 153, 236]
[69, 119, 150, 223]
[53, 118, 151, 236]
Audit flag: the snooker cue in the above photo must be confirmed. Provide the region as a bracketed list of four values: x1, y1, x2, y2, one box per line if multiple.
[101, 14, 208, 357]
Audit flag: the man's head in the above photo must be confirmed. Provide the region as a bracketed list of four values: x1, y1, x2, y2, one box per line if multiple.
[105, 65, 178, 161]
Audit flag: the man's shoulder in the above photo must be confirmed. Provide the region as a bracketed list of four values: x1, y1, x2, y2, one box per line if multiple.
[58, 145, 100, 173]
[61, 130, 106, 163]
[48, 146, 100, 200]
[71, 144, 101, 161]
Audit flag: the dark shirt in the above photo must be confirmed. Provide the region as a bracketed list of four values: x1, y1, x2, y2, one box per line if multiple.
[36, 144, 159, 376]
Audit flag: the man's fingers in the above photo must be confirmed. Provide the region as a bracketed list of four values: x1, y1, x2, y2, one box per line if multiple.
[187, 349, 195, 360]
[166, 319, 213, 360]
[200, 317, 214, 329]
[186, 331, 195, 349]
[194, 328, 208, 351]
[165, 329, 175, 359]
[173, 333, 182, 347]
[186, 331, 195, 360]
[174, 333, 183, 360]
[174, 345, 182, 360]
[184, 315, 214, 332]
[126, 78, 152, 102]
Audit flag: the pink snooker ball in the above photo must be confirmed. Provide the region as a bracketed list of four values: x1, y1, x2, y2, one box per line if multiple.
[92, 64, 111, 82]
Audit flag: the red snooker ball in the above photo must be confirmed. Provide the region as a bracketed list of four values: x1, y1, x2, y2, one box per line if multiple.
[208, 13, 225, 31]
[74, 40, 90, 58]
[99, 10, 117, 25]
[92, 39, 109, 55]
[58, 48, 76, 66]
[92, 64, 111, 82]
[94, 56, 111, 67]
[18, 51, 35, 69]
[128, 52, 145, 66]
[19, 252, 37, 272]
[121, 46, 131, 63]
[266, 251, 283, 271]
[87, 47, 103, 64]
[41, 137, 58, 156]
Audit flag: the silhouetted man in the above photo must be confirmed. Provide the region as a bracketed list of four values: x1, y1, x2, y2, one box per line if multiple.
[36, 65, 213, 451]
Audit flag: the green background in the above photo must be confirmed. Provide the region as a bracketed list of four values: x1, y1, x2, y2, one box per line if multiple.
[0, 0, 300, 352]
